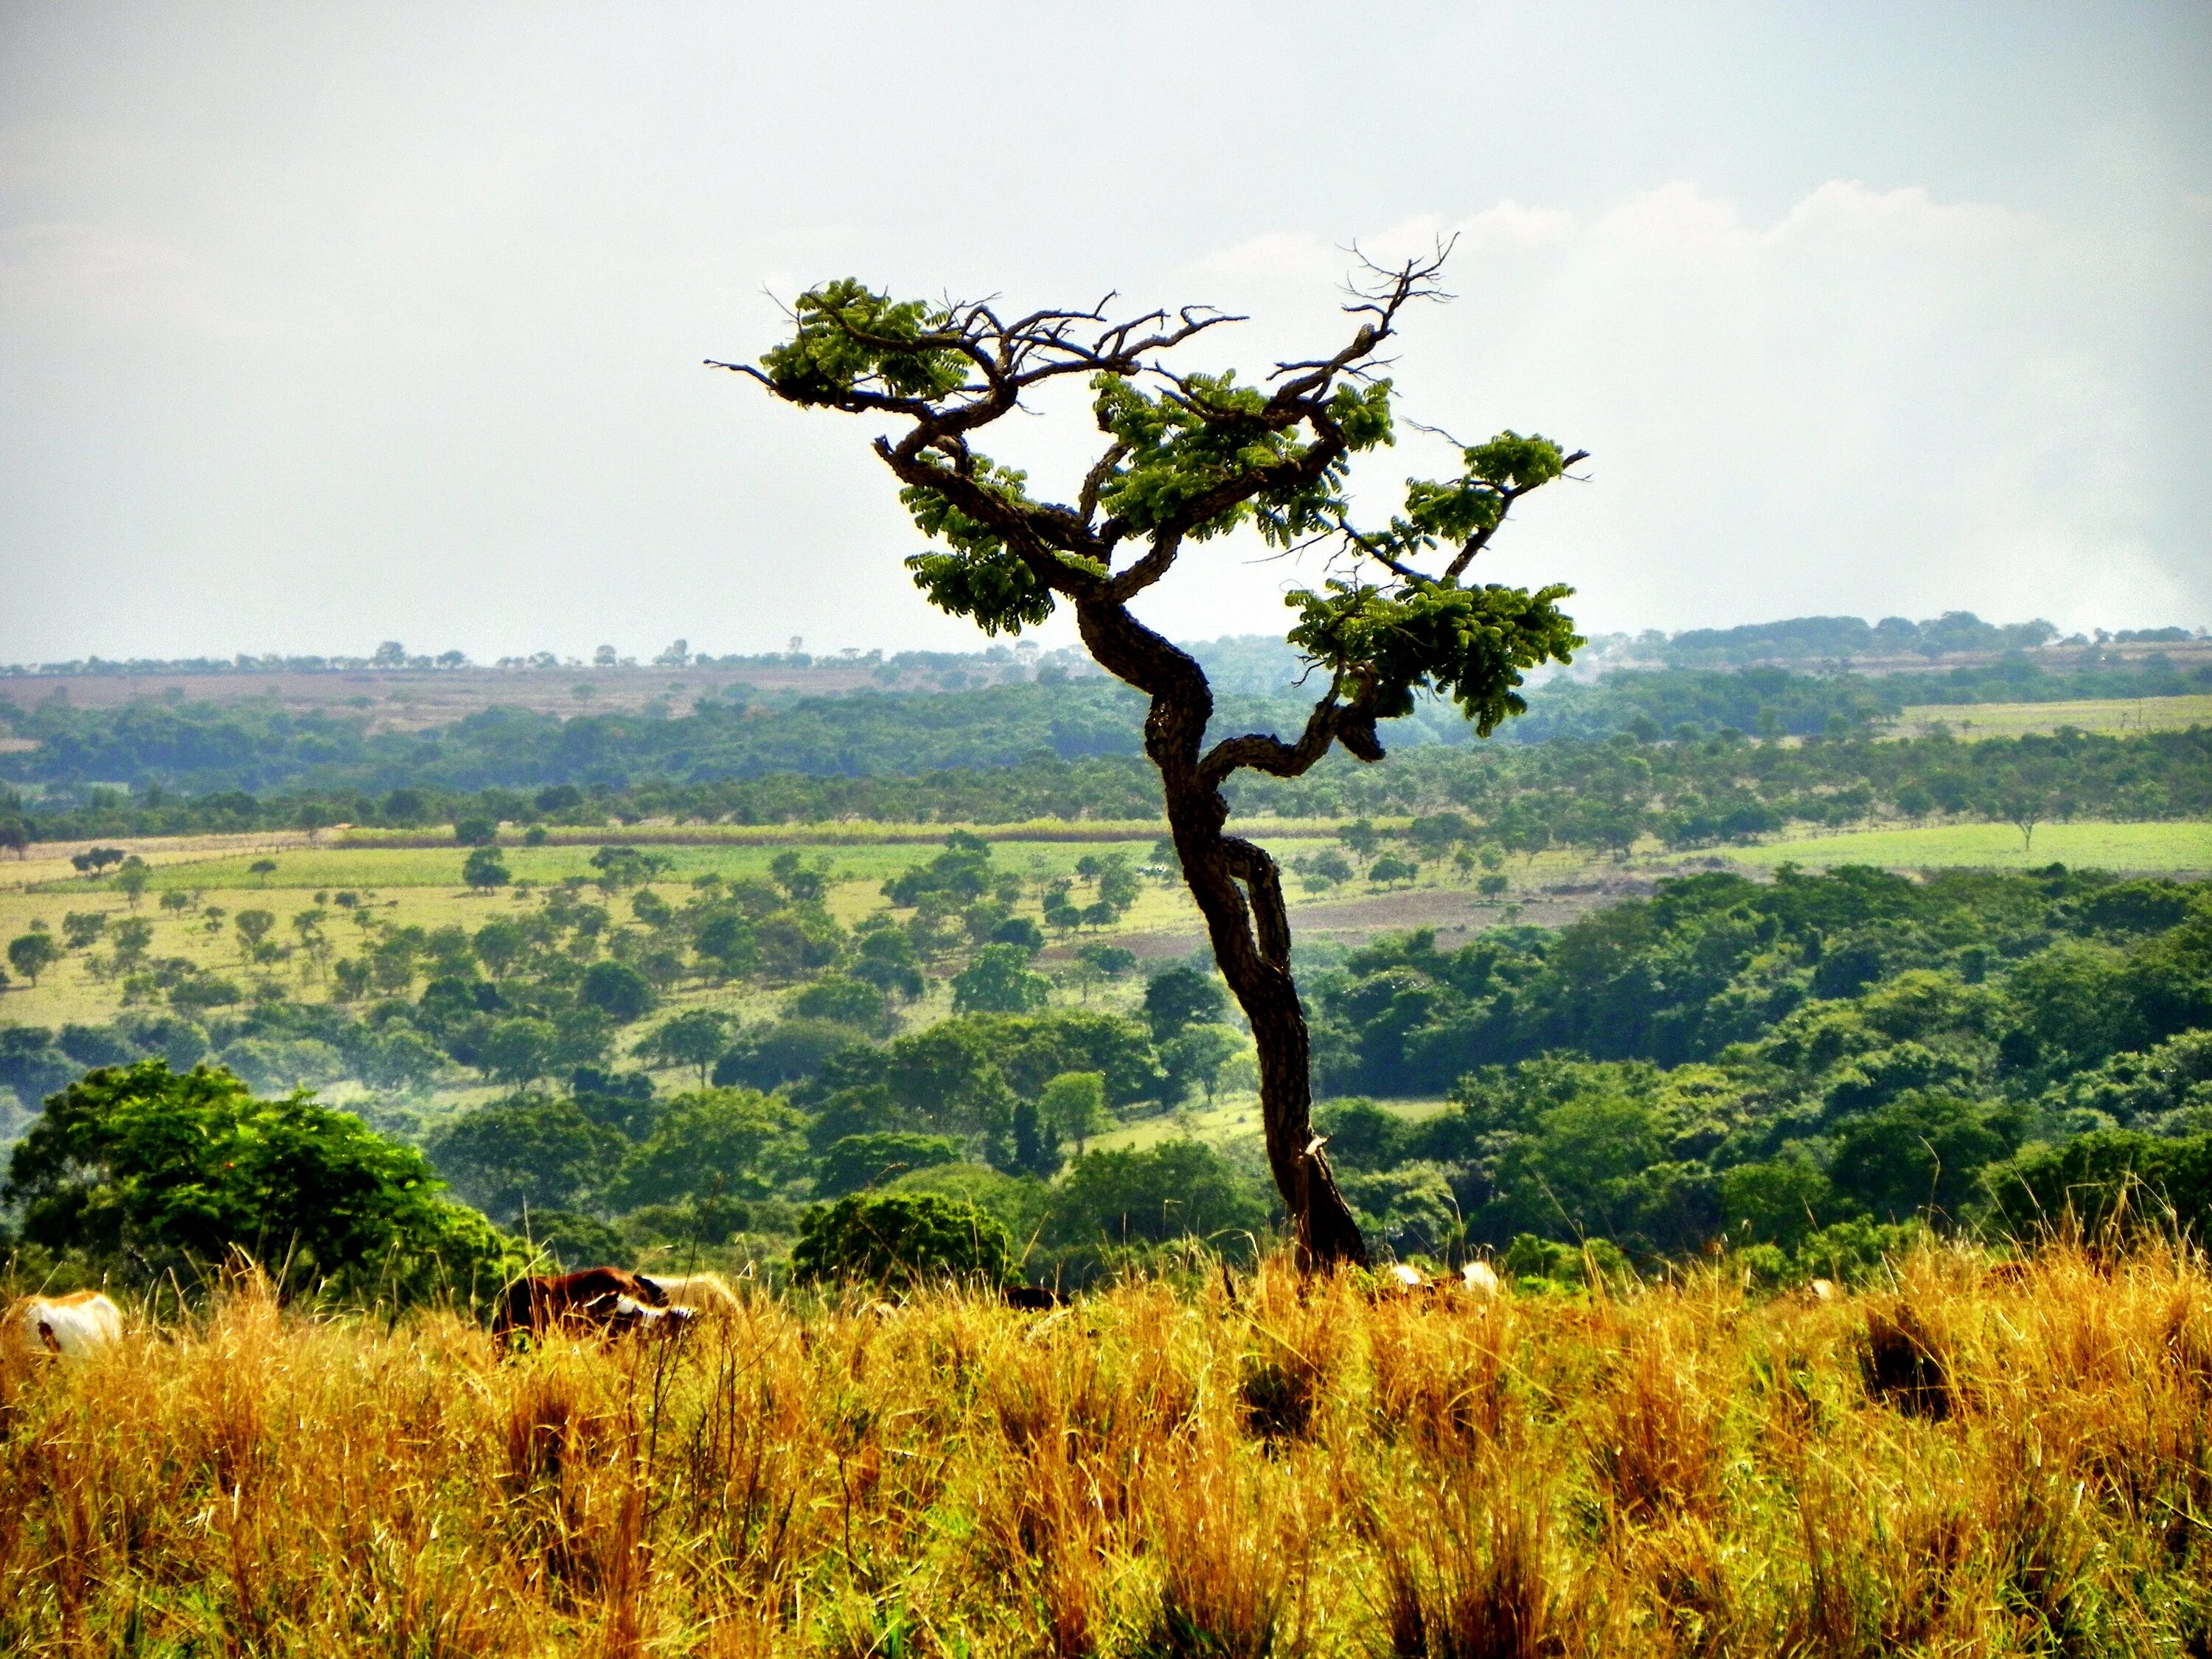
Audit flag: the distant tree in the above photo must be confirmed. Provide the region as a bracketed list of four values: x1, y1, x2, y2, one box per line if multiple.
[428, 1095, 627, 1219]
[246, 858, 278, 887]
[1006, 1099, 1062, 1178]
[725, 254, 1584, 1266]
[1161, 1023, 1243, 1105]
[580, 960, 655, 1022]
[1142, 964, 1228, 1044]
[233, 908, 276, 953]
[815, 1131, 963, 1197]
[110, 917, 154, 965]
[852, 922, 926, 999]
[453, 815, 498, 848]
[1038, 1070, 1111, 1153]
[953, 943, 1051, 1015]
[0, 819, 29, 859]
[462, 846, 511, 891]
[613, 1088, 806, 1208]
[789, 973, 891, 1033]
[1044, 1140, 1265, 1248]
[1367, 854, 1419, 888]
[114, 858, 150, 907]
[712, 1018, 868, 1090]
[61, 911, 108, 950]
[479, 1018, 559, 1085]
[9, 931, 61, 986]
[633, 1007, 734, 1086]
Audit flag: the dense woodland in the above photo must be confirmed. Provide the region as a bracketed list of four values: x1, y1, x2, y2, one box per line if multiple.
[3, 616, 2208, 1294]
[5, 844, 2208, 1292]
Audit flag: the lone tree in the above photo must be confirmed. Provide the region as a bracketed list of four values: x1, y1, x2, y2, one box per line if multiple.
[717, 252, 1585, 1267]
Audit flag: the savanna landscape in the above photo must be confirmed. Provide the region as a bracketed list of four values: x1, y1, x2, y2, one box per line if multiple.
[5, 6, 2211, 1652]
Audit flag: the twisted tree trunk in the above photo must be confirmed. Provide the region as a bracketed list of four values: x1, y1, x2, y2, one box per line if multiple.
[1079, 600, 1368, 1270]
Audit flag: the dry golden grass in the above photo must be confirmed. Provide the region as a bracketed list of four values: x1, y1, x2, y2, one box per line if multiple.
[2, 1245, 2209, 1655]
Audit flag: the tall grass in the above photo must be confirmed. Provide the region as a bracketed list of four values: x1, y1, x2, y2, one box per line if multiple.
[3, 1244, 2208, 1655]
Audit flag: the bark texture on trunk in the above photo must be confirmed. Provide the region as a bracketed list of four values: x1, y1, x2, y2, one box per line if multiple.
[1079, 600, 1368, 1270]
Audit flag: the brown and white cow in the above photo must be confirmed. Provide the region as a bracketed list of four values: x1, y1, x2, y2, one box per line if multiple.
[492, 1267, 670, 1343]
[2, 1290, 124, 1358]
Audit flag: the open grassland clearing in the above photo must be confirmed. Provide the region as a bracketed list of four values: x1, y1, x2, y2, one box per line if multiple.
[1891, 693, 2212, 740]
[4, 1244, 2208, 1655]
[1716, 818, 2212, 874]
[1091, 1089, 1452, 1156]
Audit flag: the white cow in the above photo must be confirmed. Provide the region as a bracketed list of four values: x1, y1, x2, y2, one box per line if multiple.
[1461, 1261, 1503, 1297]
[3, 1291, 124, 1357]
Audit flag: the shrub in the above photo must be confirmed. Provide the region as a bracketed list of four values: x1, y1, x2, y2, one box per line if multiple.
[3, 1060, 520, 1307]
[790, 1192, 1015, 1290]
[1044, 1140, 1267, 1248]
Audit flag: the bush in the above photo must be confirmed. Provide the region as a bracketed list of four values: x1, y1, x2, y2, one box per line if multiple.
[3, 1060, 520, 1307]
[1044, 1140, 1267, 1248]
[790, 1192, 1015, 1290]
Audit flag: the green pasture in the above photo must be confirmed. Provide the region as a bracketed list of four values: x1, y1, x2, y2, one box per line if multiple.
[1890, 694, 2212, 740]
[124, 838, 1176, 894]
[1717, 819, 2211, 873]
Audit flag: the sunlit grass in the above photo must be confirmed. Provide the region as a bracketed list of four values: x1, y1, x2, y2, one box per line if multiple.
[1890, 694, 2212, 739]
[3, 1242, 2206, 1655]
[1719, 819, 2212, 873]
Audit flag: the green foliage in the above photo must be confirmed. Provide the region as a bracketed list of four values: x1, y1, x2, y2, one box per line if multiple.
[790, 1191, 1015, 1289]
[462, 846, 510, 890]
[1159, 1023, 1242, 1105]
[1037, 1071, 1110, 1152]
[580, 959, 655, 1022]
[757, 278, 971, 405]
[8, 930, 60, 985]
[1142, 964, 1228, 1043]
[1044, 1141, 1267, 1247]
[3, 1060, 518, 1305]
[1286, 574, 1582, 735]
[1982, 1130, 2212, 1245]
[613, 1088, 807, 1210]
[816, 1131, 963, 1197]
[428, 1093, 627, 1219]
[952, 943, 1051, 1014]
[633, 1006, 734, 1084]
[788, 973, 891, 1033]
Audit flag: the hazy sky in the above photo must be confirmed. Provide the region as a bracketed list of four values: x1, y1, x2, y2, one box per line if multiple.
[2, 1, 2206, 664]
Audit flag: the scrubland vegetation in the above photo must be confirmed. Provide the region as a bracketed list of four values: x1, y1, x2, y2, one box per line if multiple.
[2, 609, 2208, 1649]
[5, 1243, 2211, 1655]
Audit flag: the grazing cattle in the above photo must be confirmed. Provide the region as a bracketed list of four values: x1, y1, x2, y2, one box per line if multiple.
[3, 1291, 123, 1358]
[1461, 1261, 1503, 1298]
[1806, 1278, 1841, 1303]
[493, 1267, 669, 1342]
[639, 1273, 741, 1315]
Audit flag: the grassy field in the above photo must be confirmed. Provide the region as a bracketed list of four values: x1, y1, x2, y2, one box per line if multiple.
[2, 1243, 2206, 1655]
[1717, 819, 2212, 874]
[1890, 693, 2212, 740]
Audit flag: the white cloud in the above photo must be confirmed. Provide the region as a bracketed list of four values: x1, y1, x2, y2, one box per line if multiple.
[1158, 178, 2204, 640]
